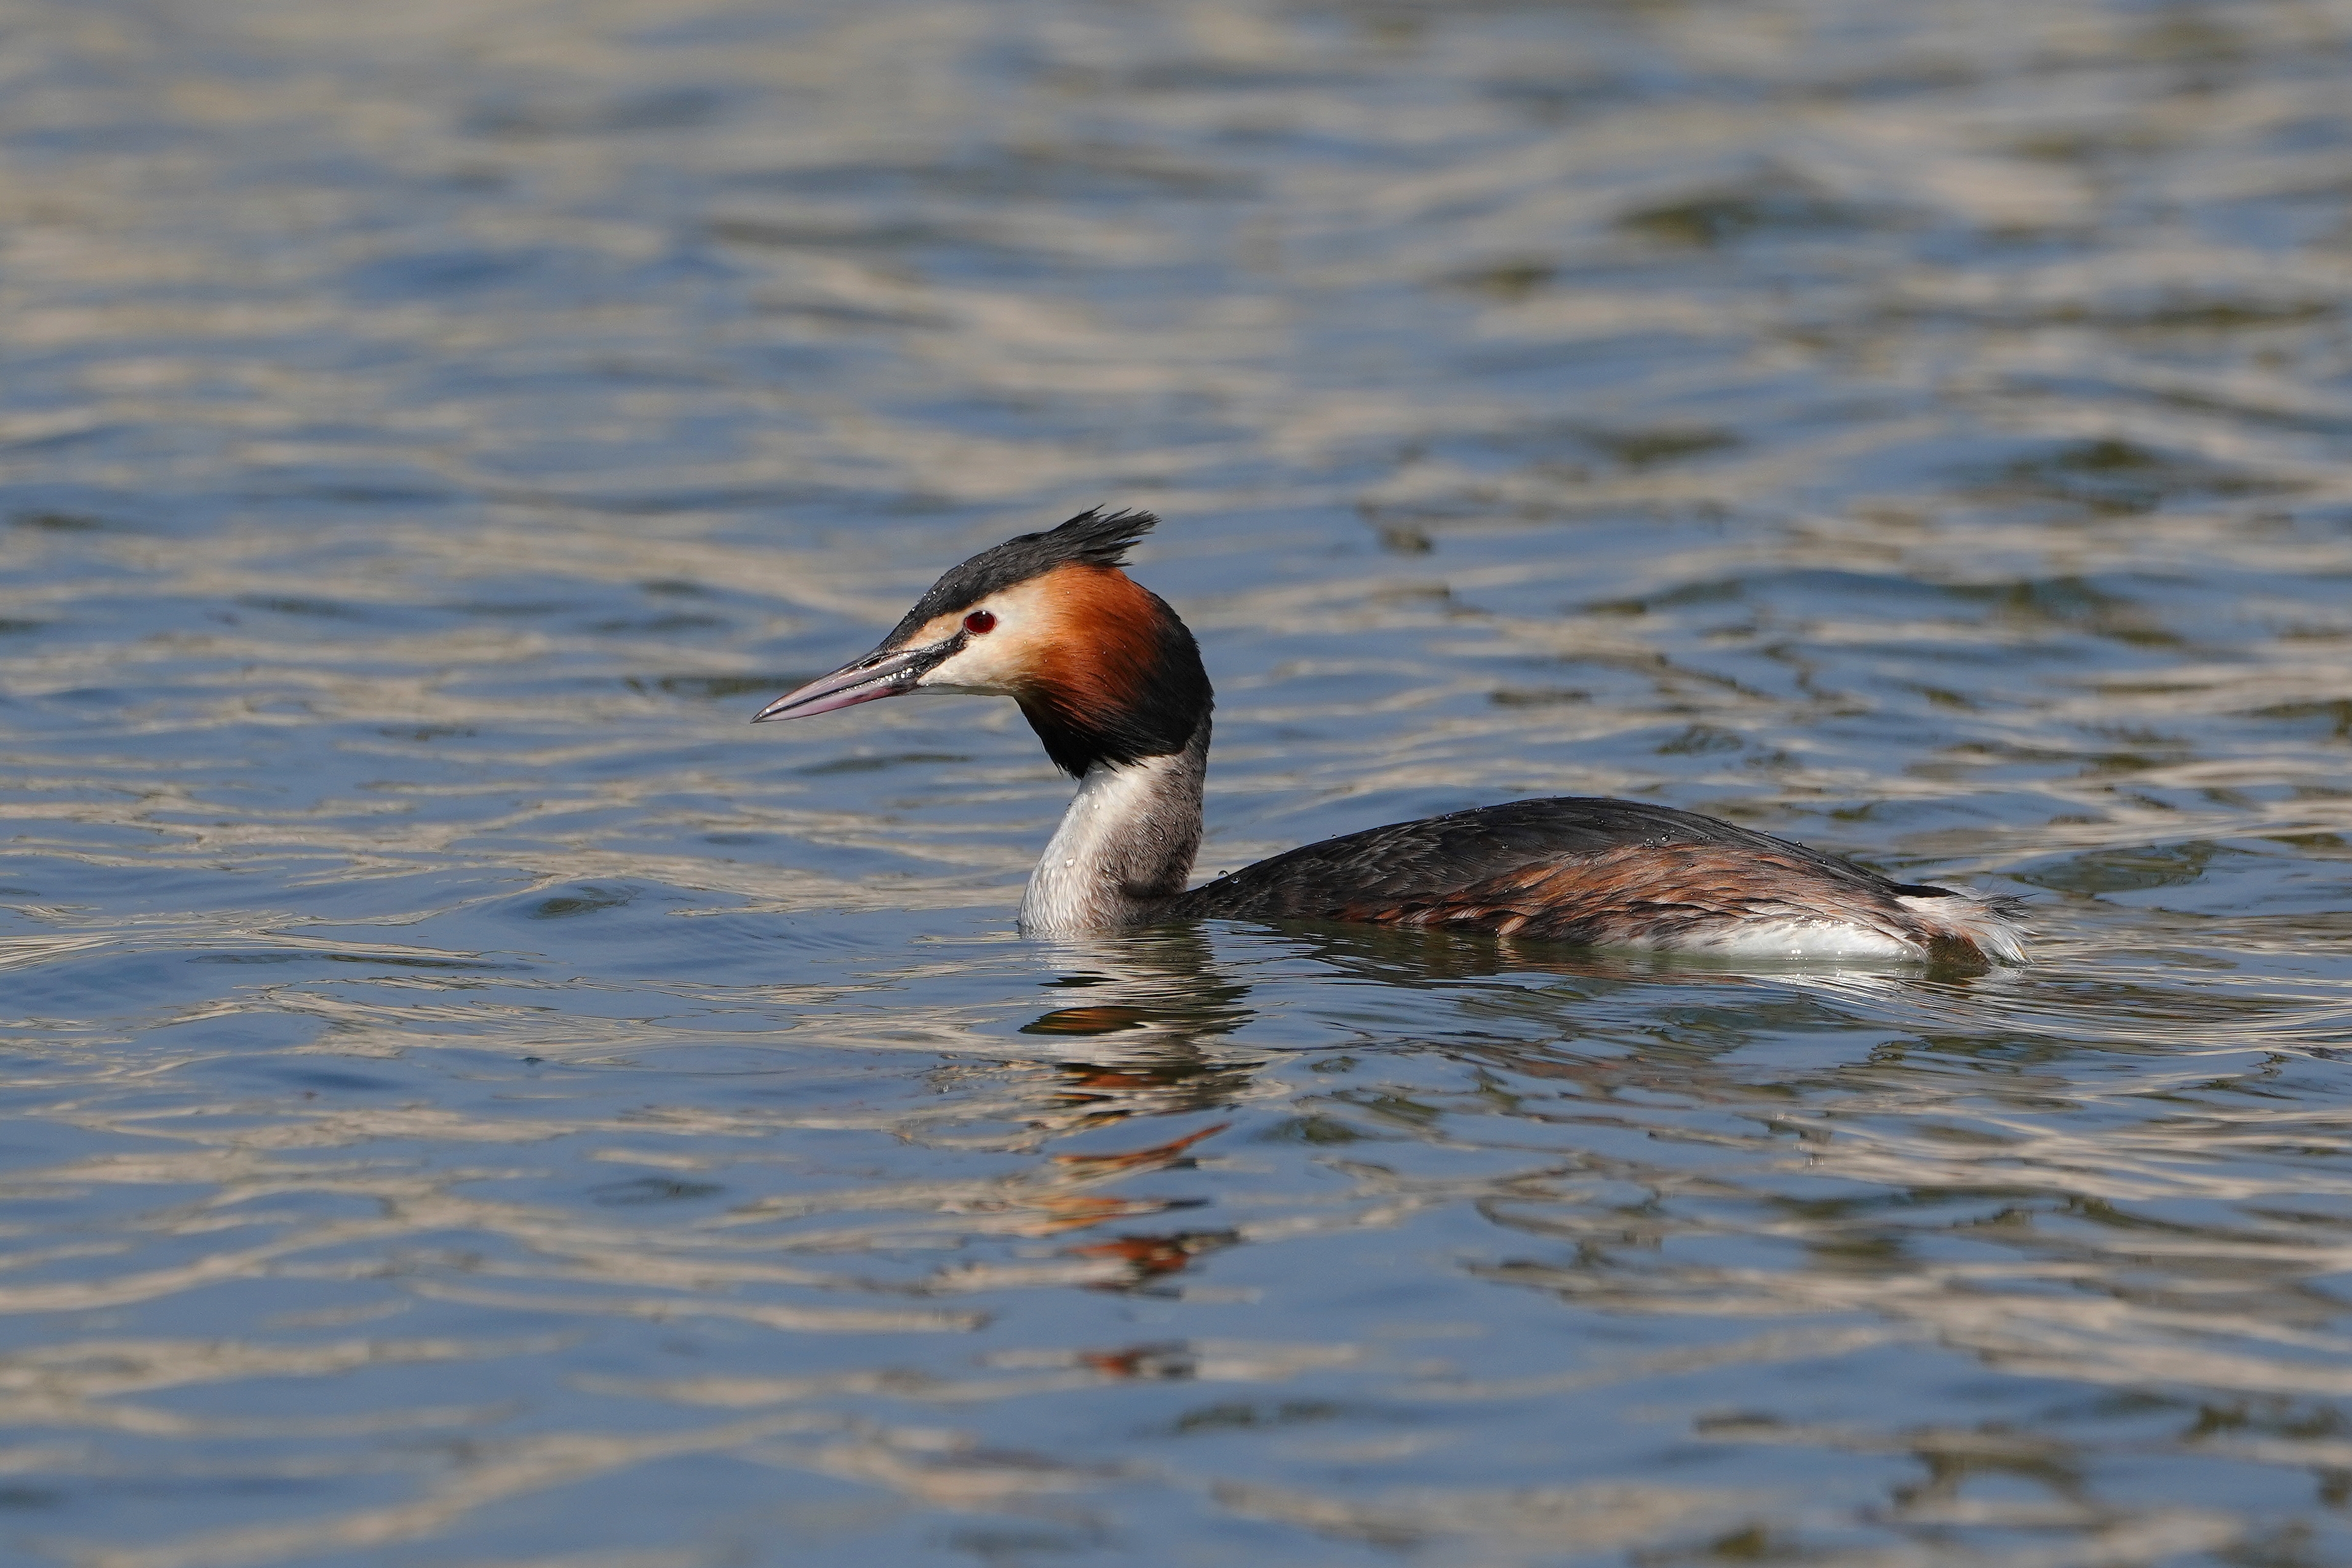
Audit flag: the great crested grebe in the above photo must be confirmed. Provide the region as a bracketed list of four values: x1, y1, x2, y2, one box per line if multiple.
[754, 510, 2027, 965]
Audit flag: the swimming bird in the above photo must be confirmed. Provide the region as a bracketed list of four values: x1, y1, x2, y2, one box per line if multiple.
[753, 510, 2025, 965]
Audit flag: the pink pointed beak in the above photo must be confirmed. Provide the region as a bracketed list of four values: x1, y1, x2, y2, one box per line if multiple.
[750, 638, 954, 724]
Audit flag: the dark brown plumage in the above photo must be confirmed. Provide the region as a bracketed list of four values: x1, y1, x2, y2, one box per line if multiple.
[1169, 797, 2021, 961]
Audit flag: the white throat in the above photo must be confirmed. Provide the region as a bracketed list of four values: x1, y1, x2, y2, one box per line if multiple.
[1018, 746, 1205, 934]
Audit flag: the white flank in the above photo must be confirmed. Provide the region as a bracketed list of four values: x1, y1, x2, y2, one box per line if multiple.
[1608, 889, 2026, 963]
[1643, 920, 1919, 960]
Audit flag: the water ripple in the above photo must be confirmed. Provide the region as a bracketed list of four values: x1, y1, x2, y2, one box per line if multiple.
[7, 0, 2352, 1563]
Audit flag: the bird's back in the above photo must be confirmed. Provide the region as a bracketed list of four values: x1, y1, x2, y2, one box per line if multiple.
[1166, 796, 2018, 961]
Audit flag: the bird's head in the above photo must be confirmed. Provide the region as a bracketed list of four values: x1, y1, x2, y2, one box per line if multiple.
[752, 508, 1211, 776]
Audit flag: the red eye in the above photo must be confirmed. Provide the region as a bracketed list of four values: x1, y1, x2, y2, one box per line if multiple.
[963, 610, 996, 635]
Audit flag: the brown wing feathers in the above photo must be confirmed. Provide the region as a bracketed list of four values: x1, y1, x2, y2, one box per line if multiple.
[1171, 797, 1945, 945]
[1336, 844, 1916, 944]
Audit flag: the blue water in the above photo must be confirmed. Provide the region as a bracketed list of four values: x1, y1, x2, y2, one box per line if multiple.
[6, 1, 2352, 1564]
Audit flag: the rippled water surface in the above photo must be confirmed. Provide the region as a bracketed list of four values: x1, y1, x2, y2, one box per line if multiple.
[7, 0, 2352, 1563]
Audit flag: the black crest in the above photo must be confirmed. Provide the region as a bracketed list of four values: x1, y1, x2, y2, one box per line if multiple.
[883, 508, 1158, 648]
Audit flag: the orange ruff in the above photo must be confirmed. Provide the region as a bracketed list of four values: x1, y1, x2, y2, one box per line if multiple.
[1018, 563, 1164, 726]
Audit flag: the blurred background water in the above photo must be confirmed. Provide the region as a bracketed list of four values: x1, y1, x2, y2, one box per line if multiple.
[4, 0, 2352, 1563]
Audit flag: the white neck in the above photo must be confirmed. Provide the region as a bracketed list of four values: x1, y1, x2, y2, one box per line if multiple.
[1017, 738, 1206, 934]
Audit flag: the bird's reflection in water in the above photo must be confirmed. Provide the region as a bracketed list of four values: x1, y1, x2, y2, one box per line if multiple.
[962, 918, 2007, 1295]
[1005, 918, 1995, 1126]
[929, 929, 1258, 1294]
[1016, 927, 1262, 1128]
[1312, 921, 2043, 1126]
